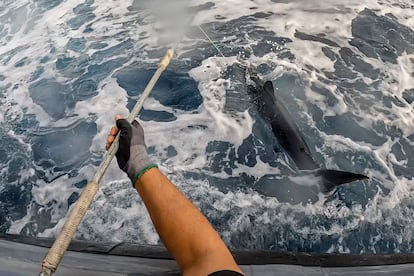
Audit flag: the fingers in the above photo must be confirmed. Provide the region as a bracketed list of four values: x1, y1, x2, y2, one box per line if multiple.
[106, 128, 117, 150]
[106, 115, 136, 151]
[110, 126, 118, 136]
[106, 115, 123, 151]
[116, 119, 132, 167]
[106, 129, 123, 150]
[116, 118, 131, 131]
[106, 133, 116, 150]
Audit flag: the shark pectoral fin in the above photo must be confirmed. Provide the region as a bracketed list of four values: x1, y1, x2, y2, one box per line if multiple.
[315, 169, 369, 193]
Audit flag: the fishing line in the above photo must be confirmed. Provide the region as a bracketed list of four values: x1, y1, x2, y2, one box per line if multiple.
[39, 14, 242, 276]
[198, 24, 252, 72]
[198, 25, 226, 58]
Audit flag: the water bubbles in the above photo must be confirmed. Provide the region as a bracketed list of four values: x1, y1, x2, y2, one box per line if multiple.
[1, 0, 414, 255]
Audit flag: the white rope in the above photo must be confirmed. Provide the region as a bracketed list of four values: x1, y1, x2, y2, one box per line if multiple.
[39, 17, 225, 276]
[39, 49, 175, 276]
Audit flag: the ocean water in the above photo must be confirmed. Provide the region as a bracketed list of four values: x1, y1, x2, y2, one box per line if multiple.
[0, 0, 414, 254]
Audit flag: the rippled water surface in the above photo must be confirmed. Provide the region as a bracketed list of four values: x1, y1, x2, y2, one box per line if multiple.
[0, 0, 414, 254]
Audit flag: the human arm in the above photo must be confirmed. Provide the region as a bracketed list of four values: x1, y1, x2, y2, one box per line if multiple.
[106, 115, 243, 276]
[136, 168, 242, 275]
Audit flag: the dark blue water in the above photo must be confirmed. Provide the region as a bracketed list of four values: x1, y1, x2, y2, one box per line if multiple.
[0, 0, 414, 254]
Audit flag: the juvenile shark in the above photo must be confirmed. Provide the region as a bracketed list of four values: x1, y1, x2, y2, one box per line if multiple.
[248, 75, 368, 193]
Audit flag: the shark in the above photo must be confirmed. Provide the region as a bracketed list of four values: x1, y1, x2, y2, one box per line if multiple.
[248, 73, 369, 193]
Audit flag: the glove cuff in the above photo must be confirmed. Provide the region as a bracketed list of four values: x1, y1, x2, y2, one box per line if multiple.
[131, 163, 158, 187]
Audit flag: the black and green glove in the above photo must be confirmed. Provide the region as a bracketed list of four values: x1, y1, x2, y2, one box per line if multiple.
[115, 119, 158, 186]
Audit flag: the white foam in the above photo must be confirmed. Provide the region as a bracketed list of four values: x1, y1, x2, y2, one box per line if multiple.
[3, 0, 414, 253]
[75, 77, 130, 152]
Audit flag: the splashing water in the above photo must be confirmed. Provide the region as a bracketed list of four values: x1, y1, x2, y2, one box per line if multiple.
[0, 0, 414, 254]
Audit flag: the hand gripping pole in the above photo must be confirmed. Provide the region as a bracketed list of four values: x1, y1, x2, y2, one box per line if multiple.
[40, 49, 175, 276]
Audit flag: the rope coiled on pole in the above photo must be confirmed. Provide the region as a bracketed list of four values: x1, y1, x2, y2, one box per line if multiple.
[40, 49, 175, 276]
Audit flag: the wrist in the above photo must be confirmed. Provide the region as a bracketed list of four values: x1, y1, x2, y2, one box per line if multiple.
[125, 145, 152, 178]
[131, 163, 158, 187]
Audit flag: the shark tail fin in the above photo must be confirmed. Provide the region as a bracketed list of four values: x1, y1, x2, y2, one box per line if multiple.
[315, 169, 369, 193]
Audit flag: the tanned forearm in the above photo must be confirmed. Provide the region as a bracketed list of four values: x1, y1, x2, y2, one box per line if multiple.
[135, 168, 243, 276]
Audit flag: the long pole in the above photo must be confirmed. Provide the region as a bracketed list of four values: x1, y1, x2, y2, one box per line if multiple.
[40, 49, 175, 276]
